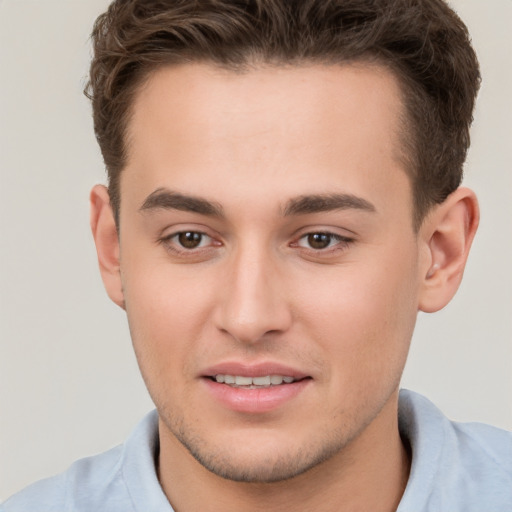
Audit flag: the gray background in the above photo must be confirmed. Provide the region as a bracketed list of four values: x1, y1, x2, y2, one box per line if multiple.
[1, 0, 511, 500]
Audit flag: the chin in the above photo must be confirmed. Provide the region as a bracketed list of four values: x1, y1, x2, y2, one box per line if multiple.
[171, 422, 351, 484]
[187, 446, 334, 483]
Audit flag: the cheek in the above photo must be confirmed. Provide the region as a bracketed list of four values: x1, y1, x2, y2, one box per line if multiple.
[124, 256, 214, 324]
[121, 259, 217, 376]
[294, 257, 418, 380]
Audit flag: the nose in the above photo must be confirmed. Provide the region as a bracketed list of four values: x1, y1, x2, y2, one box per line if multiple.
[214, 245, 293, 344]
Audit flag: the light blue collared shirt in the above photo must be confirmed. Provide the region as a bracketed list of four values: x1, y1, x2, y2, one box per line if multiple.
[2, 390, 511, 511]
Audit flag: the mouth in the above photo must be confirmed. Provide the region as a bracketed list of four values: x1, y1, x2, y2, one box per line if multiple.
[208, 374, 307, 389]
[201, 364, 312, 413]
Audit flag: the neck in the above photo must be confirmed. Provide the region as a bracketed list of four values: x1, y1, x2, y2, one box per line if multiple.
[158, 392, 410, 512]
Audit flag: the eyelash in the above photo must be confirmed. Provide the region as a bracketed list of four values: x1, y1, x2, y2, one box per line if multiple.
[159, 231, 218, 256]
[293, 232, 353, 253]
[159, 229, 353, 257]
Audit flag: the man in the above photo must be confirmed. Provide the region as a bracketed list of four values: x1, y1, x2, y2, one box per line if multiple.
[2, 0, 511, 511]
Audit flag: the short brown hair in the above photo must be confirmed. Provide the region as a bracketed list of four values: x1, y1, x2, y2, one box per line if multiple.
[85, 0, 480, 228]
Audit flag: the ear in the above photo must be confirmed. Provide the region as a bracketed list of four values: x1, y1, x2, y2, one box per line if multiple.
[90, 185, 125, 309]
[418, 187, 479, 313]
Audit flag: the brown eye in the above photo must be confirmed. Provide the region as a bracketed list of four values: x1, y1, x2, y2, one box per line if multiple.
[295, 232, 353, 253]
[177, 231, 204, 249]
[307, 233, 333, 249]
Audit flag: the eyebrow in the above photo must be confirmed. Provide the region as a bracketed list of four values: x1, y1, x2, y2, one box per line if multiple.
[282, 193, 376, 216]
[140, 188, 224, 217]
[139, 188, 376, 218]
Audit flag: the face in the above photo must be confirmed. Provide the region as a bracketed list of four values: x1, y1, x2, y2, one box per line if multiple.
[115, 63, 423, 482]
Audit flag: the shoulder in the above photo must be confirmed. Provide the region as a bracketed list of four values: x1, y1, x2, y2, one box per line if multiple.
[1, 410, 166, 512]
[1, 445, 125, 512]
[398, 390, 512, 512]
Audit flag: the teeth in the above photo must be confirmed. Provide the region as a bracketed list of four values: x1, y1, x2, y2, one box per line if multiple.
[252, 376, 271, 386]
[235, 376, 252, 386]
[214, 374, 297, 387]
[270, 375, 283, 385]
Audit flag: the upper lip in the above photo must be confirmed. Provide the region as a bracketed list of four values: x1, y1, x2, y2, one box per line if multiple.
[201, 361, 310, 379]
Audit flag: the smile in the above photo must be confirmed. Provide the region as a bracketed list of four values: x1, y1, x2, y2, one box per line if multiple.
[201, 363, 312, 412]
[213, 374, 297, 388]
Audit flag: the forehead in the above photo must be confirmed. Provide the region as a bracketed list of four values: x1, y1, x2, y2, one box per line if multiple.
[128, 62, 405, 152]
[123, 62, 411, 219]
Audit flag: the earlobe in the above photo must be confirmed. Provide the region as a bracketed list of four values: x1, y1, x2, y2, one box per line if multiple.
[418, 187, 479, 313]
[90, 185, 125, 309]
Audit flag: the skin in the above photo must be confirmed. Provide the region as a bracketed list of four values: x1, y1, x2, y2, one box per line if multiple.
[91, 63, 479, 511]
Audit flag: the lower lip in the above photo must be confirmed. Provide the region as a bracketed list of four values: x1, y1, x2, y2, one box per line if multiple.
[203, 378, 311, 414]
